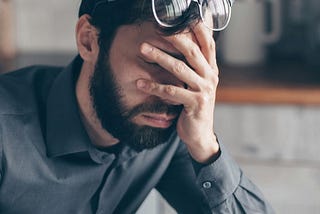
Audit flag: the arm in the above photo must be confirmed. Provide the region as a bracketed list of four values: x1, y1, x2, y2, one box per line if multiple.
[195, 141, 274, 213]
[156, 140, 275, 213]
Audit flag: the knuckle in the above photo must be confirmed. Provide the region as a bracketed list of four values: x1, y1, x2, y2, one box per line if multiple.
[205, 69, 219, 85]
[195, 94, 206, 108]
[209, 73, 219, 85]
[187, 45, 200, 58]
[196, 93, 212, 110]
[203, 82, 216, 94]
[173, 61, 185, 75]
[165, 85, 176, 96]
[204, 84, 214, 93]
[208, 40, 216, 51]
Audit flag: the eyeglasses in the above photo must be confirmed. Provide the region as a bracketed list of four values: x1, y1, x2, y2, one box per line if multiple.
[152, 0, 233, 31]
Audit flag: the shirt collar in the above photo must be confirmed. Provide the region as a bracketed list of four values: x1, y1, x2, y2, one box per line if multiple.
[46, 55, 91, 157]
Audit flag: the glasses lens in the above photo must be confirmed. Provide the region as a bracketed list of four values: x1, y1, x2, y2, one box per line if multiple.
[201, 0, 231, 30]
[153, 0, 192, 27]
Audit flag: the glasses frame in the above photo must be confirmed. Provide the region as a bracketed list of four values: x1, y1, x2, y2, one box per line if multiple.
[152, 0, 233, 31]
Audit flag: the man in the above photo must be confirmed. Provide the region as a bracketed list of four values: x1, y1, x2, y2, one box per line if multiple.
[0, 0, 274, 213]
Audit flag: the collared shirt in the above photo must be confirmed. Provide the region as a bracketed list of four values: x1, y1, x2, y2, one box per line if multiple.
[0, 56, 274, 214]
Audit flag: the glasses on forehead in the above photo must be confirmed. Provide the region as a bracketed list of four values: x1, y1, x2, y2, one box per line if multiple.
[152, 0, 233, 31]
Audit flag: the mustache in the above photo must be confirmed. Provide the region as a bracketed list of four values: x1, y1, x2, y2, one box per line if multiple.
[123, 98, 183, 120]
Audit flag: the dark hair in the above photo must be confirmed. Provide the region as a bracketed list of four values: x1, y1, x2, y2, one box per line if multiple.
[79, 0, 201, 52]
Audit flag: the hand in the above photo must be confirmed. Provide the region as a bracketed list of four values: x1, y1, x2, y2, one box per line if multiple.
[137, 22, 220, 163]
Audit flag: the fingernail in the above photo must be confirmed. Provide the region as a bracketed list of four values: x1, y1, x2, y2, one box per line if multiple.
[141, 43, 153, 54]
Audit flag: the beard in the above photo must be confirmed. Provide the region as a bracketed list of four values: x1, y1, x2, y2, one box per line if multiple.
[89, 49, 183, 152]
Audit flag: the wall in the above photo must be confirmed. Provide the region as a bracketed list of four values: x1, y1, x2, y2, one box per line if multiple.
[14, 0, 79, 53]
[215, 104, 320, 214]
[138, 104, 320, 214]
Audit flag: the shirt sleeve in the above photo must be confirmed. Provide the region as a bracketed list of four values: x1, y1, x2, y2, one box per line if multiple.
[156, 139, 275, 214]
[194, 142, 275, 213]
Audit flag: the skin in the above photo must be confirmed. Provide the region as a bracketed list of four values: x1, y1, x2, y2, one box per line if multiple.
[75, 14, 219, 163]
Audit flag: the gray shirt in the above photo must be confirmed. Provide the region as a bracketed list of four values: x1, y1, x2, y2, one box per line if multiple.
[0, 56, 274, 213]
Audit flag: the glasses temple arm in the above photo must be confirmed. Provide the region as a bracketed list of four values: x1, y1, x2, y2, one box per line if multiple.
[228, 0, 235, 7]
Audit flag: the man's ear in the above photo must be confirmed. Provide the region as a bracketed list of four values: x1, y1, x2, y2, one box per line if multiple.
[76, 15, 100, 63]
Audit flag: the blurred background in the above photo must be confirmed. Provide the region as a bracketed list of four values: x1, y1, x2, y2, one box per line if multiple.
[1, 0, 320, 213]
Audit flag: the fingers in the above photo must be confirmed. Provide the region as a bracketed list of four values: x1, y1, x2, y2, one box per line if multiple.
[164, 22, 218, 76]
[137, 79, 199, 113]
[137, 21, 219, 107]
[140, 43, 203, 91]
[191, 22, 217, 69]
[163, 33, 212, 78]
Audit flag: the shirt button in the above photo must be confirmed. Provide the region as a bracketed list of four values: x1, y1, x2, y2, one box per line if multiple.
[202, 181, 212, 189]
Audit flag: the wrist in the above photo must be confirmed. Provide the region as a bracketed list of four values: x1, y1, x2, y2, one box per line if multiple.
[187, 134, 220, 164]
